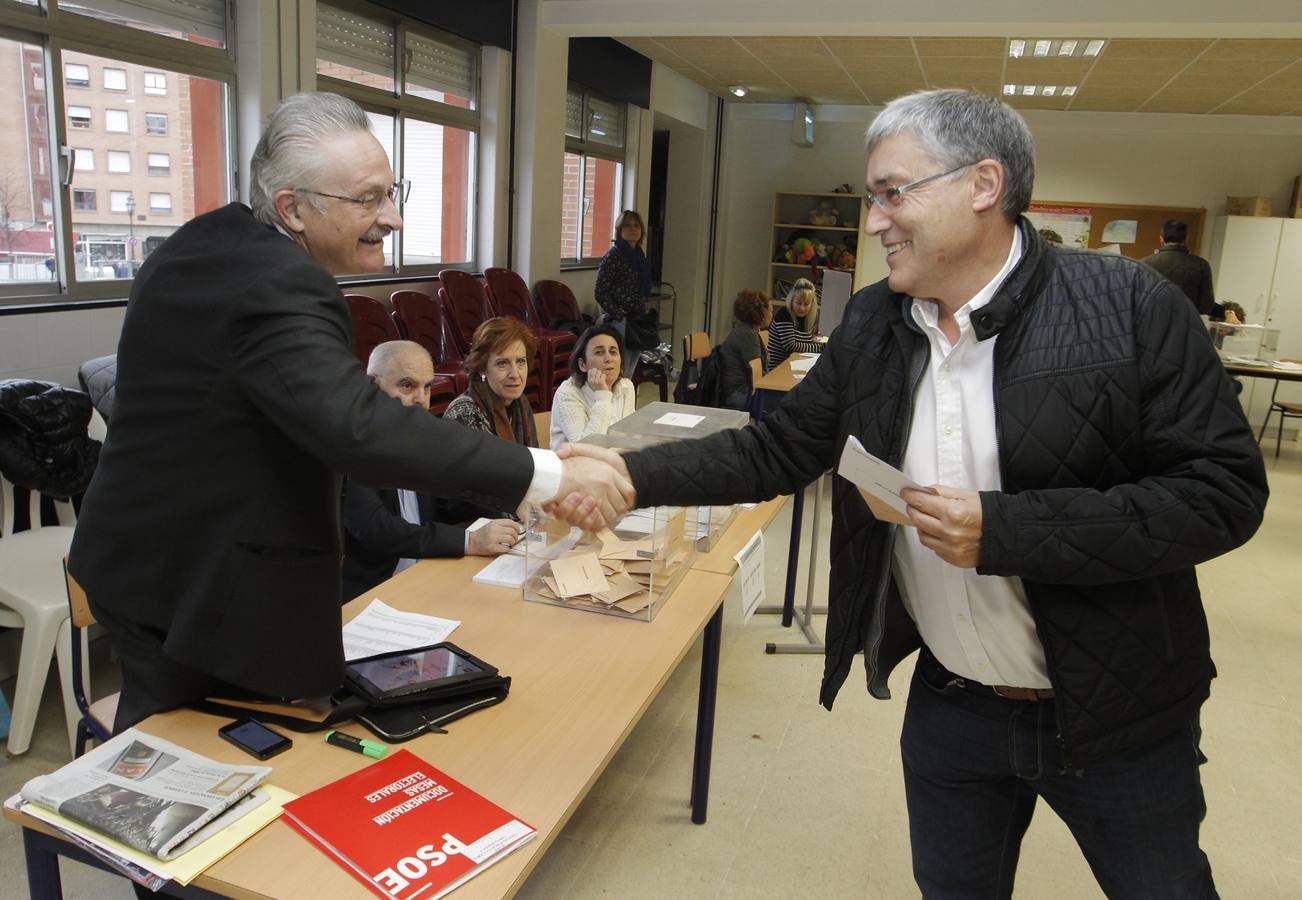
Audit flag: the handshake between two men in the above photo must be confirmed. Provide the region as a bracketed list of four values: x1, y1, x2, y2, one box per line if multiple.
[546, 443, 636, 532]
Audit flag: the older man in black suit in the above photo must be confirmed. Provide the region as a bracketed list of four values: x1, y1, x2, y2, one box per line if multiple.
[69, 92, 631, 730]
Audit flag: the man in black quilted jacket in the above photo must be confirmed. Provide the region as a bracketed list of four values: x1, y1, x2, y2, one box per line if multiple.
[1142, 219, 1217, 316]
[558, 89, 1267, 897]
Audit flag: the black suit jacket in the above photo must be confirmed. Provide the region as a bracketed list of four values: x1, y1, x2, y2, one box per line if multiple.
[68, 203, 533, 700]
[341, 482, 465, 602]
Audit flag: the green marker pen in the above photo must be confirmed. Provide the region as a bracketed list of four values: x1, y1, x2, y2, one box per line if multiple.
[325, 730, 388, 759]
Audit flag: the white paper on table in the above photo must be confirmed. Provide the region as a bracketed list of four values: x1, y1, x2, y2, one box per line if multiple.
[837, 435, 935, 526]
[733, 531, 766, 626]
[789, 355, 819, 374]
[653, 411, 706, 428]
[341, 598, 460, 661]
[473, 553, 547, 589]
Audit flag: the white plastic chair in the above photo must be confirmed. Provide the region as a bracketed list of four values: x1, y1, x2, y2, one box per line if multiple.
[0, 407, 105, 756]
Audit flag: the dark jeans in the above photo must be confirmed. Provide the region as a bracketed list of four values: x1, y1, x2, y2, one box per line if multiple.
[902, 648, 1218, 900]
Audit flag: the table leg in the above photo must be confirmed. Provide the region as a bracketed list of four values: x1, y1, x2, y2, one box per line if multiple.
[780, 485, 803, 627]
[24, 829, 64, 900]
[690, 605, 723, 824]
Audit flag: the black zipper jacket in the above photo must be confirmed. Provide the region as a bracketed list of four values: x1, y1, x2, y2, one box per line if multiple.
[625, 218, 1268, 766]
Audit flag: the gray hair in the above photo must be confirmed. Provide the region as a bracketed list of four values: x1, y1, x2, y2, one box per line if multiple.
[367, 340, 432, 378]
[865, 89, 1035, 222]
[250, 92, 371, 227]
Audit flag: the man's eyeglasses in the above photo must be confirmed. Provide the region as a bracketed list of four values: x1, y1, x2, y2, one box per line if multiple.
[298, 179, 411, 212]
[865, 162, 975, 210]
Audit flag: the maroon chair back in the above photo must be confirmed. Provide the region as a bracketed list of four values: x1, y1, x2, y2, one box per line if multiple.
[533, 279, 582, 326]
[391, 289, 469, 392]
[344, 294, 400, 365]
[428, 374, 459, 416]
[437, 270, 493, 354]
[483, 267, 542, 327]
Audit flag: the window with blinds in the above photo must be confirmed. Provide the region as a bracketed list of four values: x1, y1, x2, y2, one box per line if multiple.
[58, 0, 228, 47]
[562, 86, 627, 264]
[315, 2, 481, 272]
[565, 86, 626, 161]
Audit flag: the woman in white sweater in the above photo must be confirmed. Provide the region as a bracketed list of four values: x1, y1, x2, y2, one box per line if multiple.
[549, 324, 637, 448]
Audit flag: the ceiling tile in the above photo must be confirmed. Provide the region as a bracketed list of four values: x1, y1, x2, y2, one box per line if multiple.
[736, 37, 828, 58]
[1101, 39, 1213, 59]
[843, 58, 925, 80]
[1202, 39, 1302, 61]
[913, 38, 1005, 58]
[1067, 95, 1146, 112]
[1213, 98, 1296, 115]
[859, 82, 930, 104]
[1084, 57, 1189, 83]
[1004, 58, 1095, 81]
[1007, 96, 1072, 111]
[820, 37, 918, 59]
[921, 61, 1004, 83]
[1181, 58, 1296, 84]
[1256, 64, 1302, 89]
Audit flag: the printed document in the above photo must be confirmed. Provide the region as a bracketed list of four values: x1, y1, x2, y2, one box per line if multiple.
[837, 435, 935, 526]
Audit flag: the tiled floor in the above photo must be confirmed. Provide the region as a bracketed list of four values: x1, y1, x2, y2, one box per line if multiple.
[3, 441, 1300, 898]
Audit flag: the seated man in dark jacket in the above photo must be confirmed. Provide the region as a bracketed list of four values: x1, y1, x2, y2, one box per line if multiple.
[557, 89, 1267, 898]
[342, 341, 519, 600]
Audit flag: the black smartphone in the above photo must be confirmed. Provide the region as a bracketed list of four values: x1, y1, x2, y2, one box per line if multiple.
[217, 718, 292, 760]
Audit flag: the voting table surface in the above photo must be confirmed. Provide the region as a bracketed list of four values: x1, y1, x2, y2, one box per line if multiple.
[7, 546, 744, 899]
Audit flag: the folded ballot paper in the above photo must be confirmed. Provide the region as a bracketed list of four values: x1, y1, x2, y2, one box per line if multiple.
[836, 436, 935, 526]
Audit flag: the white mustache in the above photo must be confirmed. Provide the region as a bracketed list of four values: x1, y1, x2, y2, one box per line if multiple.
[361, 227, 391, 242]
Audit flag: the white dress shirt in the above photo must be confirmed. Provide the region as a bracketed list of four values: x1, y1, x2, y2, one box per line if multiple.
[891, 227, 1050, 689]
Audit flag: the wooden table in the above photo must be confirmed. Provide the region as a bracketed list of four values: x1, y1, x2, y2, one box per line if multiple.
[8, 553, 736, 899]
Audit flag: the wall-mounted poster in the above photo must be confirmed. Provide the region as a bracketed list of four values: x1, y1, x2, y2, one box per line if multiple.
[1026, 204, 1091, 249]
[1101, 219, 1139, 244]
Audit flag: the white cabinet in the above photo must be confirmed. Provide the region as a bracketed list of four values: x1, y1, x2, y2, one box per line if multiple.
[1208, 215, 1302, 431]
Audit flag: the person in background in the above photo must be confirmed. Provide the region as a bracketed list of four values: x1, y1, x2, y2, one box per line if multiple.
[68, 92, 632, 732]
[550, 324, 636, 449]
[767, 277, 824, 368]
[594, 209, 652, 377]
[1142, 219, 1216, 317]
[341, 341, 520, 601]
[562, 88, 1267, 897]
[719, 288, 772, 411]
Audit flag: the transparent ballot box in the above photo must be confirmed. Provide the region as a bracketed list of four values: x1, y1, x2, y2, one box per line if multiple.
[523, 504, 698, 622]
[1211, 322, 1280, 362]
[608, 401, 749, 444]
[578, 430, 736, 552]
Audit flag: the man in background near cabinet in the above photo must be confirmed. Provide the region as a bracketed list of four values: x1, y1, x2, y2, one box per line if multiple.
[1143, 219, 1217, 316]
[341, 341, 522, 602]
[559, 88, 1268, 897]
[69, 92, 633, 732]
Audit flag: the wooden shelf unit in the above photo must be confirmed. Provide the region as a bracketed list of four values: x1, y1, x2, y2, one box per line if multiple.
[768, 191, 865, 299]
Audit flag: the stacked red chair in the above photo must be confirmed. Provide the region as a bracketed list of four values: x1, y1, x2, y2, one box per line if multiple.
[483, 267, 576, 410]
[344, 294, 400, 366]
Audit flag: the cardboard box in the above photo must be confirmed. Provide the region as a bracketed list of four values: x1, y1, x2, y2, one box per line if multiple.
[1289, 176, 1302, 218]
[1226, 195, 1273, 217]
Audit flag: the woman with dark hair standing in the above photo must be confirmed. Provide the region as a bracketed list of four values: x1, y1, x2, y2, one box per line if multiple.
[549, 324, 636, 448]
[594, 209, 652, 377]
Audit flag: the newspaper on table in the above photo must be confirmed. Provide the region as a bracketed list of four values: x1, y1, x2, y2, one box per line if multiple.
[19, 727, 271, 861]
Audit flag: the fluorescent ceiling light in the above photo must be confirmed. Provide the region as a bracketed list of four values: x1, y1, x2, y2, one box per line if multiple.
[1057, 40, 1077, 57]
[1010, 38, 1107, 59]
[728, 84, 747, 97]
[1033, 40, 1052, 57]
[1062, 85, 1077, 96]
[1003, 84, 1016, 95]
[1022, 84, 1036, 95]
[1008, 39, 1026, 58]
[1084, 40, 1106, 56]
[1042, 85, 1057, 96]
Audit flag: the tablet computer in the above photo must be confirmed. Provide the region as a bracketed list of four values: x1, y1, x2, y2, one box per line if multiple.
[344, 642, 499, 705]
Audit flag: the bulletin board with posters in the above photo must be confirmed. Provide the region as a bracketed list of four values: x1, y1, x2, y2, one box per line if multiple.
[1026, 201, 1206, 260]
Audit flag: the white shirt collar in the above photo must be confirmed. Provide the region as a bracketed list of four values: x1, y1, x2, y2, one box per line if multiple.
[910, 226, 1023, 333]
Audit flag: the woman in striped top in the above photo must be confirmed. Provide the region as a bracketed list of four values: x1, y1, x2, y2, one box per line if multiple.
[767, 278, 823, 369]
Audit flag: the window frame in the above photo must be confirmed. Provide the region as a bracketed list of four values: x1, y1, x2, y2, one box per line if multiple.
[315, 0, 482, 277]
[562, 85, 628, 268]
[72, 188, 95, 211]
[148, 191, 171, 212]
[144, 111, 168, 135]
[146, 151, 170, 175]
[64, 61, 88, 87]
[142, 70, 166, 95]
[102, 66, 126, 91]
[104, 107, 129, 132]
[0, 0, 237, 306]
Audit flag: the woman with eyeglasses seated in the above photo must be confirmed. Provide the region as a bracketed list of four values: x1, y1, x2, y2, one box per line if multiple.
[549, 324, 636, 449]
[767, 277, 824, 369]
[594, 209, 653, 377]
[719, 288, 773, 411]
